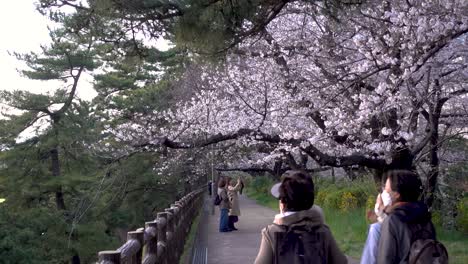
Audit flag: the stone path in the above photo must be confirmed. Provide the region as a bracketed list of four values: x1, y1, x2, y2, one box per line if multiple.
[192, 194, 358, 264]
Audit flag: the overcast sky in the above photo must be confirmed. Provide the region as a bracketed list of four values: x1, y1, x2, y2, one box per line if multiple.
[0, 2, 97, 102]
[0, 2, 171, 142]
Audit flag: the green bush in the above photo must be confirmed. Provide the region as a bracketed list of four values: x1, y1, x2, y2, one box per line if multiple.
[315, 190, 328, 206]
[340, 191, 359, 211]
[246, 175, 377, 212]
[366, 195, 376, 212]
[456, 197, 468, 233]
[432, 211, 443, 227]
[316, 178, 375, 212]
[247, 176, 275, 195]
[323, 190, 342, 209]
[244, 176, 278, 209]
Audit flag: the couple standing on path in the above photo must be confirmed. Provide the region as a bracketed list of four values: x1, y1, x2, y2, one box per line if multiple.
[217, 176, 243, 232]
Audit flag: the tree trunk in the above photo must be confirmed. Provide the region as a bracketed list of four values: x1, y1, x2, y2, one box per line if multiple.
[425, 115, 440, 209]
[372, 169, 384, 187]
[71, 254, 80, 264]
[50, 148, 66, 210]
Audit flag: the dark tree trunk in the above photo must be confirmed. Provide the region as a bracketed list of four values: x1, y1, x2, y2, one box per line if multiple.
[371, 147, 414, 189]
[343, 167, 357, 180]
[273, 160, 283, 180]
[372, 169, 384, 187]
[71, 254, 80, 264]
[425, 137, 439, 209]
[424, 105, 442, 209]
[50, 148, 66, 210]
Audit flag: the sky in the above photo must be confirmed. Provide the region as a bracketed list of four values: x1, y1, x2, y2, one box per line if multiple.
[0, 2, 171, 105]
[0, 2, 95, 143]
[0, 2, 171, 142]
[0, 2, 97, 102]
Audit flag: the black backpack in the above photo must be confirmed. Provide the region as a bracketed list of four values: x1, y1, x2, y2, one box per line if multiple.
[407, 223, 448, 264]
[214, 194, 221, 206]
[273, 223, 326, 264]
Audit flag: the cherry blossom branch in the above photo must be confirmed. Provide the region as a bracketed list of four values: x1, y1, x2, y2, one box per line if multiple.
[215, 166, 331, 175]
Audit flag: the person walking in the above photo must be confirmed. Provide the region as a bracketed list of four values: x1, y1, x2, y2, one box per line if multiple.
[217, 178, 232, 232]
[254, 170, 347, 264]
[227, 177, 242, 230]
[377, 170, 443, 264]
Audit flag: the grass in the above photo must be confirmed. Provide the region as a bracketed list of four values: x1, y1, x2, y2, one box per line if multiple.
[322, 207, 368, 258]
[179, 210, 202, 264]
[244, 179, 468, 264]
[245, 187, 278, 210]
[437, 228, 468, 264]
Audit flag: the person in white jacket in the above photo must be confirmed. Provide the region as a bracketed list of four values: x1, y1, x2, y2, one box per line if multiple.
[360, 187, 392, 264]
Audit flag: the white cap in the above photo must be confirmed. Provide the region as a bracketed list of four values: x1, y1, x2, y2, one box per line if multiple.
[270, 182, 282, 199]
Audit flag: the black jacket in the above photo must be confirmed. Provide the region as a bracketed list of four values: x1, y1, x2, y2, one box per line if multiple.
[377, 202, 435, 264]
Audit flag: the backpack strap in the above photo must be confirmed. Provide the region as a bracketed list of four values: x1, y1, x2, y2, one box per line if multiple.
[409, 240, 436, 264]
[405, 221, 435, 262]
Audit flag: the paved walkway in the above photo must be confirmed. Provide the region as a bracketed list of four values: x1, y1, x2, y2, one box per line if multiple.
[194, 194, 275, 264]
[192, 194, 358, 264]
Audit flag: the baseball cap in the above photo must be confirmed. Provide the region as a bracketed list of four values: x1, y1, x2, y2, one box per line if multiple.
[270, 182, 282, 199]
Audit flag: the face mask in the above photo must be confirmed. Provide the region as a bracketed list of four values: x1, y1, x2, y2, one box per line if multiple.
[381, 190, 392, 207]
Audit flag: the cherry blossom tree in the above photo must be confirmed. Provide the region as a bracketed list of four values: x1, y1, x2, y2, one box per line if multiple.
[112, 0, 468, 207]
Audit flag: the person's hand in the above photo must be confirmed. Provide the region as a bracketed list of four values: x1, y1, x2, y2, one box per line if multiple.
[376, 193, 383, 210]
[367, 210, 378, 222]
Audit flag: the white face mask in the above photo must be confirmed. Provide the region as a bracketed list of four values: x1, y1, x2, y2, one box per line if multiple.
[381, 190, 392, 207]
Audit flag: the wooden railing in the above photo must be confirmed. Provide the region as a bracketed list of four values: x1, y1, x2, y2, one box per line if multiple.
[97, 186, 206, 264]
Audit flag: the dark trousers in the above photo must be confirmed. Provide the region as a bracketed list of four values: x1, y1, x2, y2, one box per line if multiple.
[228, 215, 238, 229]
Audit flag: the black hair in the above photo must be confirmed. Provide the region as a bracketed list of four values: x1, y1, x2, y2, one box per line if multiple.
[218, 178, 226, 188]
[278, 170, 315, 212]
[385, 170, 422, 202]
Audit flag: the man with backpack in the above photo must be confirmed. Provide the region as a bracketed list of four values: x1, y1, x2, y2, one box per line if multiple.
[377, 170, 448, 264]
[254, 170, 347, 264]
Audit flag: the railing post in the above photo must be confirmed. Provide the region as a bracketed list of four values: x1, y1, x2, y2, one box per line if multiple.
[142, 221, 158, 264]
[165, 207, 176, 263]
[183, 197, 190, 236]
[171, 204, 184, 261]
[98, 250, 121, 264]
[172, 203, 183, 261]
[156, 212, 168, 264]
[188, 193, 195, 225]
[175, 200, 186, 238]
[129, 231, 144, 264]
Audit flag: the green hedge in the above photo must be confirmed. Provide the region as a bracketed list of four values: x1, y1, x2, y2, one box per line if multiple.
[315, 178, 376, 212]
[456, 197, 468, 233]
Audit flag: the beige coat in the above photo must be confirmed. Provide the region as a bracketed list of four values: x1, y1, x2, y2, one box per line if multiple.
[228, 181, 242, 216]
[254, 206, 347, 264]
[217, 187, 231, 210]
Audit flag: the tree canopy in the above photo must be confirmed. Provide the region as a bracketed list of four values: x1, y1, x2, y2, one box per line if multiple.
[0, 0, 467, 262]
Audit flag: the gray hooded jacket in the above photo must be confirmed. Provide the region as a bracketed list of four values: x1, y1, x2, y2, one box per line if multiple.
[377, 202, 435, 264]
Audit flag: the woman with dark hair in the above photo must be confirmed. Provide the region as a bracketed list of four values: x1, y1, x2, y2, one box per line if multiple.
[217, 178, 232, 232]
[254, 170, 347, 264]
